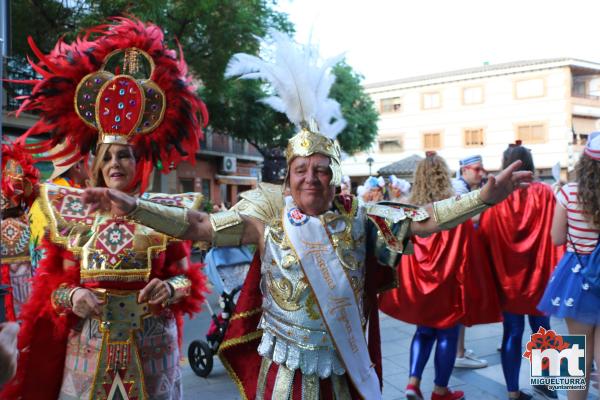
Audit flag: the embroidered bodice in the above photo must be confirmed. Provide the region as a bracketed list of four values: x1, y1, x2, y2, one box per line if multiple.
[39, 183, 202, 284]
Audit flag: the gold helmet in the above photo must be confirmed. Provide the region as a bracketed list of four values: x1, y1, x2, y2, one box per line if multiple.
[226, 30, 346, 185]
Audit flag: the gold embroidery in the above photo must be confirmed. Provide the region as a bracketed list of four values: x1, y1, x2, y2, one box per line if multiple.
[302, 373, 319, 400]
[255, 357, 272, 400]
[266, 271, 309, 312]
[273, 363, 294, 399]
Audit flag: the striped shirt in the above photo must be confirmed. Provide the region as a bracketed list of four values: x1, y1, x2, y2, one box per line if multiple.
[556, 182, 600, 254]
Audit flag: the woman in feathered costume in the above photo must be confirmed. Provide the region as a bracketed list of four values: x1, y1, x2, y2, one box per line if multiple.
[1, 142, 40, 321]
[1, 17, 208, 400]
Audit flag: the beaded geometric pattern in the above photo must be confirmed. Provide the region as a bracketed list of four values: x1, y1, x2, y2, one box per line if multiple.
[52, 186, 95, 226]
[96, 220, 135, 268]
[1, 215, 30, 257]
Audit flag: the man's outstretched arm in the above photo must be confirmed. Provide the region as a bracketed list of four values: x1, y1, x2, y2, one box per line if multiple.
[81, 189, 262, 246]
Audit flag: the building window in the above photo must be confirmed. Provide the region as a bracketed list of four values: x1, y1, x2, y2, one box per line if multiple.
[378, 136, 404, 153]
[423, 132, 442, 150]
[464, 128, 485, 147]
[462, 86, 484, 105]
[421, 92, 441, 110]
[201, 179, 211, 200]
[516, 123, 546, 143]
[514, 78, 545, 99]
[180, 178, 194, 192]
[380, 97, 402, 113]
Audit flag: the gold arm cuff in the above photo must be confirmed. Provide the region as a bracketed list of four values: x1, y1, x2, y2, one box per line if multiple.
[432, 189, 490, 230]
[128, 198, 189, 238]
[51, 284, 80, 312]
[210, 210, 244, 247]
[164, 275, 192, 305]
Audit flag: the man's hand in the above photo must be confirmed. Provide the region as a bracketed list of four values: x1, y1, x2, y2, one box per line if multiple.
[138, 278, 173, 305]
[71, 288, 103, 318]
[82, 188, 137, 216]
[0, 322, 19, 385]
[480, 160, 533, 205]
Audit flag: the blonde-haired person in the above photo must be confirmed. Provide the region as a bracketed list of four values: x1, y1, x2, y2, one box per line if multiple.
[538, 132, 600, 400]
[381, 152, 501, 400]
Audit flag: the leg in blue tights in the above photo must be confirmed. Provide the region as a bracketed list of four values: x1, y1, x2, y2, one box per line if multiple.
[433, 325, 460, 387]
[527, 315, 550, 335]
[502, 312, 525, 393]
[409, 326, 436, 379]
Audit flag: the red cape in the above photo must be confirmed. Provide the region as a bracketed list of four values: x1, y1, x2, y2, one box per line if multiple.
[218, 253, 388, 400]
[379, 221, 502, 328]
[0, 240, 206, 400]
[478, 182, 564, 315]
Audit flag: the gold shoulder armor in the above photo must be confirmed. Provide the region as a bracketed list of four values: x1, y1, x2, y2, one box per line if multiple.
[231, 183, 284, 225]
[38, 183, 96, 250]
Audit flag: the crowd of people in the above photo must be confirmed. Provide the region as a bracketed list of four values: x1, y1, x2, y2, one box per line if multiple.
[0, 16, 599, 400]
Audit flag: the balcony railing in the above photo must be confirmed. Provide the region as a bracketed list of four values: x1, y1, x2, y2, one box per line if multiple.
[571, 91, 600, 101]
[200, 131, 262, 159]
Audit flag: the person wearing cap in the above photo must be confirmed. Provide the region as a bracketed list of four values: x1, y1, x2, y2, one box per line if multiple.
[83, 31, 534, 400]
[380, 152, 502, 400]
[479, 142, 563, 400]
[452, 155, 485, 195]
[538, 132, 600, 400]
[450, 154, 490, 369]
[388, 174, 411, 203]
[362, 175, 386, 202]
[1, 18, 208, 400]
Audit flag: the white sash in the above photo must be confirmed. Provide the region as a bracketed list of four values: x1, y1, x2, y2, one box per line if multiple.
[282, 198, 381, 400]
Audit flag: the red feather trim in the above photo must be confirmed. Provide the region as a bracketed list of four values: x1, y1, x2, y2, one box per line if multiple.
[11, 17, 208, 194]
[1, 142, 40, 209]
[0, 240, 80, 400]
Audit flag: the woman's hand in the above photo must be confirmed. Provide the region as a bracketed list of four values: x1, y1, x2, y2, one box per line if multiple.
[480, 160, 533, 205]
[138, 278, 173, 306]
[0, 322, 19, 385]
[82, 188, 137, 216]
[71, 288, 103, 318]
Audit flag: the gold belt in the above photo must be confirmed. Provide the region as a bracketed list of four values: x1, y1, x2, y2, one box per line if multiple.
[88, 288, 151, 399]
[90, 288, 151, 337]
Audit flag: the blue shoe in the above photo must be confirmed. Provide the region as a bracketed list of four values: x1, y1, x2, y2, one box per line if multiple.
[510, 392, 532, 400]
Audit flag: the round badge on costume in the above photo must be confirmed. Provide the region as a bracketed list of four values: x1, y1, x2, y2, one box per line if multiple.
[288, 207, 309, 226]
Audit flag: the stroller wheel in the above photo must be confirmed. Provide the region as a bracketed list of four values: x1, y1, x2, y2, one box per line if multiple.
[188, 340, 213, 377]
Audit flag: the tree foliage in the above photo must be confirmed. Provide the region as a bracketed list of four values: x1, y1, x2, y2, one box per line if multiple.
[330, 61, 379, 154]
[8, 0, 377, 158]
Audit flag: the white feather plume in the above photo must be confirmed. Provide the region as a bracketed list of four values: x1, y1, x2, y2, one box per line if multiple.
[225, 30, 346, 140]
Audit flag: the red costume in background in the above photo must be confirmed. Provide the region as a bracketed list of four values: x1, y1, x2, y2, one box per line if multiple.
[379, 221, 502, 328]
[478, 182, 564, 315]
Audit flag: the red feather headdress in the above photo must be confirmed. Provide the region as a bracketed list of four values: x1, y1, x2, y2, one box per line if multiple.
[1, 142, 40, 210]
[13, 17, 208, 192]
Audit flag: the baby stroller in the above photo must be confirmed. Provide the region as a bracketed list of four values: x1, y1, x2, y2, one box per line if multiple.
[188, 246, 252, 377]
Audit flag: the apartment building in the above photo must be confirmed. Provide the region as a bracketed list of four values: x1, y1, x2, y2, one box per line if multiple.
[342, 58, 600, 180]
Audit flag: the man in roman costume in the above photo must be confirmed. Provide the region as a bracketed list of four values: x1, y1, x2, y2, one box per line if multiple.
[83, 31, 533, 399]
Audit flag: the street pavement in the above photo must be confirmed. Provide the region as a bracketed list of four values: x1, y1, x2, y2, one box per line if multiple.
[181, 290, 598, 400]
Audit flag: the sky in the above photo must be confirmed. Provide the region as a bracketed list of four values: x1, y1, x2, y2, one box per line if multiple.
[276, 0, 600, 84]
